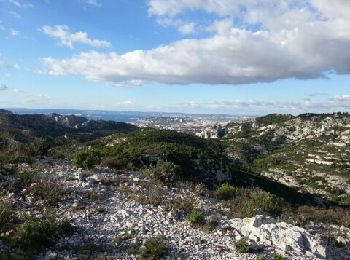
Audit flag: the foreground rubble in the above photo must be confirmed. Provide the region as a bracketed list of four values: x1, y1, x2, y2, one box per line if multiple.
[1, 159, 350, 259]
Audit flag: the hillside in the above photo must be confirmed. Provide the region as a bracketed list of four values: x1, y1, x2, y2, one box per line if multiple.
[0, 111, 350, 259]
[225, 113, 350, 206]
[0, 109, 138, 142]
[0, 109, 138, 163]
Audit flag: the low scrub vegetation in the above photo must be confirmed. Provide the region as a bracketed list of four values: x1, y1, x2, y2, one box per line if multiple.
[215, 183, 237, 200]
[187, 210, 205, 226]
[144, 160, 178, 185]
[235, 237, 253, 253]
[73, 150, 101, 170]
[0, 202, 12, 231]
[8, 219, 73, 256]
[29, 181, 62, 206]
[292, 206, 350, 227]
[17, 169, 38, 186]
[223, 187, 284, 218]
[166, 196, 196, 214]
[138, 235, 168, 259]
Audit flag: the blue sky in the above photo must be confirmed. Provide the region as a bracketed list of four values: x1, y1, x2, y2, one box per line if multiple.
[1, 0, 350, 115]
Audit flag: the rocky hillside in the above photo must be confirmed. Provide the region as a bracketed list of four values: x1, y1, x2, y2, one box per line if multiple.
[0, 109, 138, 142]
[1, 111, 350, 259]
[225, 113, 350, 205]
[1, 159, 349, 259]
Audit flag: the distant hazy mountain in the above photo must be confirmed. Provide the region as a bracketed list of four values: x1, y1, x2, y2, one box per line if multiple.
[7, 108, 251, 122]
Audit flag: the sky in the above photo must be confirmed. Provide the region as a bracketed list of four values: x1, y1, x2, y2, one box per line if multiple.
[0, 0, 350, 115]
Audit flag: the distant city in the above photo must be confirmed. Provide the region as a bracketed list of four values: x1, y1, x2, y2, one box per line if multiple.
[7, 108, 255, 137]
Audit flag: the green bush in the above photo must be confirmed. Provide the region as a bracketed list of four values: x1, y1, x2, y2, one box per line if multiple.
[250, 191, 283, 216]
[9, 219, 72, 255]
[147, 160, 178, 185]
[0, 202, 12, 231]
[101, 156, 129, 170]
[139, 235, 168, 260]
[235, 238, 253, 253]
[228, 189, 284, 218]
[226, 188, 285, 218]
[31, 138, 51, 156]
[73, 150, 101, 170]
[215, 183, 237, 200]
[187, 210, 205, 226]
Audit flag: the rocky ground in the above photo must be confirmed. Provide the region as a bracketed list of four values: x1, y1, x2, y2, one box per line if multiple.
[1, 159, 350, 259]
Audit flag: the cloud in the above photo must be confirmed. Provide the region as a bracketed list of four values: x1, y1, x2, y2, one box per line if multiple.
[148, 0, 243, 17]
[7, 0, 33, 8]
[41, 25, 111, 48]
[174, 95, 350, 114]
[329, 95, 350, 102]
[82, 0, 100, 7]
[43, 0, 350, 86]
[157, 18, 196, 34]
[118, 100, 134, 107]
[0, 83, 8, 90]
[9, 28, 20, 37]
[0, 56, 21, 70]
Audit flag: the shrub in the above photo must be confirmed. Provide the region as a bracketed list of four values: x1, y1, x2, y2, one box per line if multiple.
[168, 197, 195, 214]
[215, 183, 237, 200]
[17, 169, 37, 186]
[147, 160, 178, 185]
[9, 219, 72, 255]
[228, 189, 284, 218]
[139, 235, 168, 260]
[135, 185, 163, 206]
[29, 181, 61, 206]
[187, 210, 205, 226]
[235, 238, 253, 253]
[73, 151, 101, 170]
[147, 185, 163, 206]
[295, 206, 350, 227]
[250, 191, 283, 216]
[101, 157, 129, 170]
[31, 138, 50, 156]
[0, 202, 12, 231]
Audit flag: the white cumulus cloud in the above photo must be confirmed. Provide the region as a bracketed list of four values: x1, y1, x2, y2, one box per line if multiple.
[157, 18, 196, 34]
[41, 25, 111, 49]
[43, 0, 350, 86]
